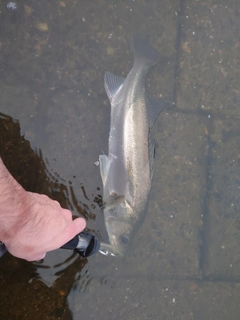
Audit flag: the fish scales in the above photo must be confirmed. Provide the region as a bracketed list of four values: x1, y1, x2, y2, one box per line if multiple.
[99, 36, 167, 256]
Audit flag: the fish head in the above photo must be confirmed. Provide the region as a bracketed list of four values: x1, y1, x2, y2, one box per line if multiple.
[105, 217, 133, 257]
[102, 197, 134, 257]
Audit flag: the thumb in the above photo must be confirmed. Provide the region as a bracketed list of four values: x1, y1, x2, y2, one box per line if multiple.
[58, 218, 86, 248]
[72, 217, 86, 234]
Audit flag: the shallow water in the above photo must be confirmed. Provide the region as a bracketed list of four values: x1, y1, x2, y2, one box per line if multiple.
[1, 0, 240, 319]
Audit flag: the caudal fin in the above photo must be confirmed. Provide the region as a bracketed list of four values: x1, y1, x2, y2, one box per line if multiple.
[133, 35, 159, 67]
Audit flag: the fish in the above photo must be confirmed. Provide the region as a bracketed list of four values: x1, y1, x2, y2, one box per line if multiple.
[99, 36, 166, 257]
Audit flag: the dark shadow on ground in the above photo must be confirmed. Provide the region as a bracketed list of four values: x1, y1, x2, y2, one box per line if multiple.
[0, 112, 88, 320]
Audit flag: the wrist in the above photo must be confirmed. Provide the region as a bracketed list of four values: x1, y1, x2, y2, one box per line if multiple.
[0, 158, 28, 242]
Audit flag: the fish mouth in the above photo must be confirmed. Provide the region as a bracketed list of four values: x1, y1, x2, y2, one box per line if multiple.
[99, 242, 122, 257]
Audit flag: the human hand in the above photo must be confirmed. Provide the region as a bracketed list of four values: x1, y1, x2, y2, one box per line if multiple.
[0, 158, 87, 261]
[4, 191, 86, 261]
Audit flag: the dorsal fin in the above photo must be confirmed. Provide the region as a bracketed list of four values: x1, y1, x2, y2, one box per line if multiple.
[149, 129, 156, 181]
[146, 95, 166, 128]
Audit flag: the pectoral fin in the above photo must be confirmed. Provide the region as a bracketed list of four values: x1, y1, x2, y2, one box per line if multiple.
[99, 155, 110, 186]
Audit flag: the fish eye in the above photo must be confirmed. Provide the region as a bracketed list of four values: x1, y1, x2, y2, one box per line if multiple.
[119, 234, 130, 247]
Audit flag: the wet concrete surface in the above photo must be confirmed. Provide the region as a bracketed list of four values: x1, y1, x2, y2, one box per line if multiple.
[1, 0, 240, 319]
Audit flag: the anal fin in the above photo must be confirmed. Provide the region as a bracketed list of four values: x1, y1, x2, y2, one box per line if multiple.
[104, 72, 125, 102]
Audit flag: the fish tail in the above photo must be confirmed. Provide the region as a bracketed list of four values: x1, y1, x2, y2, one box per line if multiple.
[133, 35, 159, 67]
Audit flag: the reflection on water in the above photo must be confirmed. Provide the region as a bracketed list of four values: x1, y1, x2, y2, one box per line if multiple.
[33, 251, 79, 288]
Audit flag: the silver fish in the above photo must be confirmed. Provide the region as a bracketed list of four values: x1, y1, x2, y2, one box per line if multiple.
[99, 37, 166, 257]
